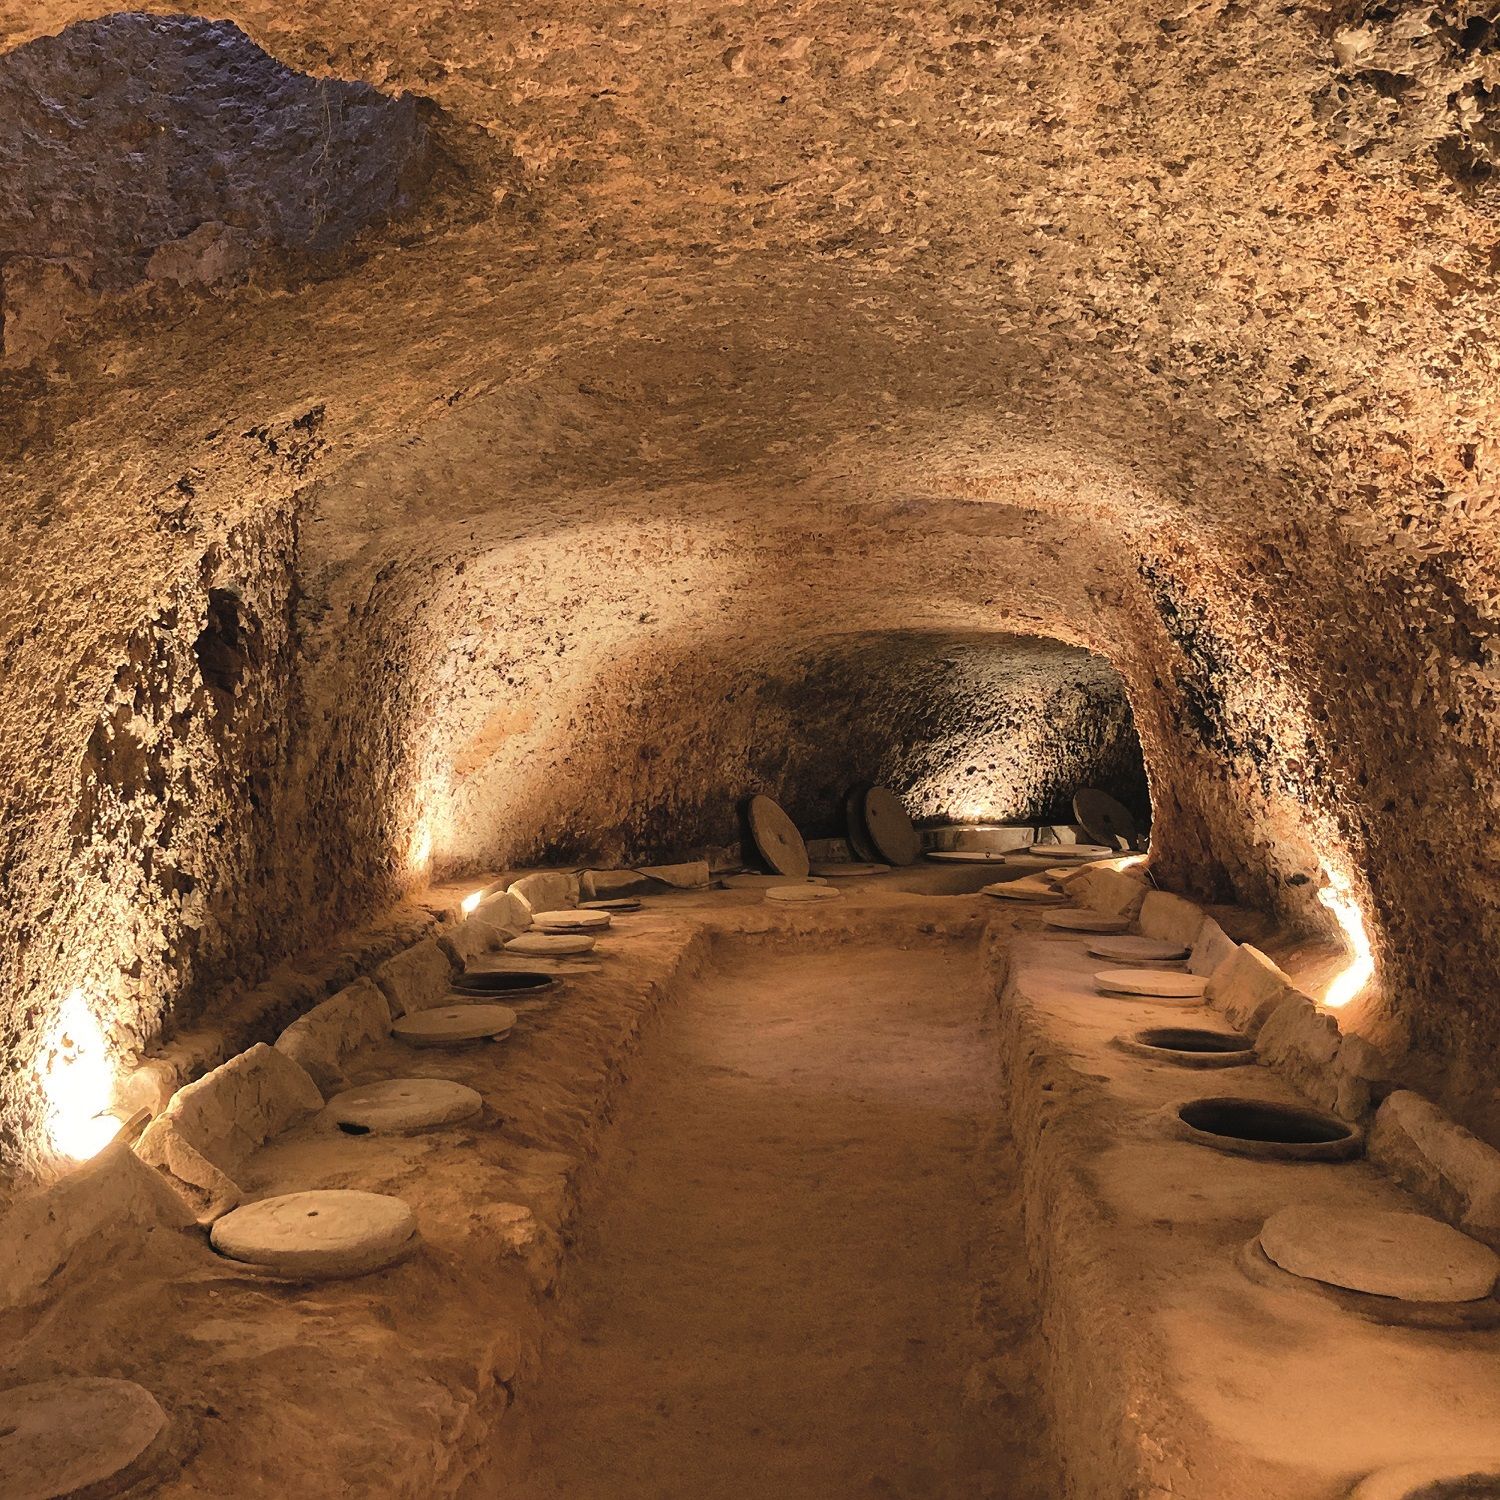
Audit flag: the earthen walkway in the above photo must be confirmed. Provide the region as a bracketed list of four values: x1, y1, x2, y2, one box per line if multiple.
[479, 937, 1055, 1499]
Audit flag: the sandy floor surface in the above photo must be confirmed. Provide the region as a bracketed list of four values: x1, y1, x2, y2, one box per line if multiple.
[475, 937, 1055, 1500]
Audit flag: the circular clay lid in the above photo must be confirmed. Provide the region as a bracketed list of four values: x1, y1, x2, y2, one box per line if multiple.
[1095, 968, 1208, 999]
[392, 1003, 517, 1047]
[808, 862, 890, 877]
[532, 909, 612, 931]
[843, 785, 883, 863]
[1073, 789, 1139, 848]
[981, 879, 1065, 904]
[1259, 1204, 1500, 1304]
[0, 1377, 168, 1500]
[326, 1078, 483, 1134]
[1021, 842, 1117, 861]
[723, 872, 829, 890]
[746, 794, 810, 877]
[765, 884, 843, 904]
[580, 898, 640, 911]
[1088, 935, 1191, 962]
[211, 1189, 418, 1278]
[861, 787, 922, 866]
[1042, 909, 1133, 934]
[505, 931, 597, 957]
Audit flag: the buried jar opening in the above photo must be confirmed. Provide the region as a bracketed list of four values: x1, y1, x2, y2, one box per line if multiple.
[1178, 1097, 1354, 1145]
[1135, 1027, 1251, 1054]
[452, 970, 557, 994]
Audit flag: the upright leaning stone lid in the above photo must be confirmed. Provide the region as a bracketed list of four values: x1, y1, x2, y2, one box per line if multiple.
[746, 794, 810, 878]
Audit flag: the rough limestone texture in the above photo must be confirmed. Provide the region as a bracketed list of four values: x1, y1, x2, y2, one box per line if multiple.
[1206, 945, 1309, 1035]
[1068, 869, 1149, 922]
[1187, 919, 1238, 980]
[436, 920, 499, 969]
[371, 938, 456, 1017]
[135, 1041, 322, 1210]
[0, 14, 433, 365]
[1, 0, 1498, 1166]
[1137, 892, 1207, 950]
[273, 976, 390, 1095]
[508, 872, 580, 915]
[1254, 993, 1347, 1114]
[1369, 1091, 1500, 1249]
[0, 1142, 191, 1312]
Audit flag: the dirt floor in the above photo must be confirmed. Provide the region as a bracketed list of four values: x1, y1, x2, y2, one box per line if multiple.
[473, 936, 1055, 1500]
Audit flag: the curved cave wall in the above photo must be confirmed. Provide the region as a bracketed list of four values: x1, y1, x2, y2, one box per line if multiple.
[0, 0, 1496, 1171]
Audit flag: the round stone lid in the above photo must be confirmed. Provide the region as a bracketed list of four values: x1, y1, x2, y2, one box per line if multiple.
[746, 794, 810, 878]
[1073, 789, 1139, 848]
[808, 862, 890, 877]
[1021, 842, 1117, 861]
[723, 872, 829, 889]
[766, 884, 843, 903]
[392, 1003, 517, 1047]
[1087, 935, 1191, 962]
[861, 787, 921, 866]
[0, 1377, 168, 1500]
[211, 1189, 418, 1278]
[843, 784, 883, 863]
[1260, 1203, 1500, 1303]
[580, 898, 640, 910]
[532, 909, 612, 930]
[504, 931, 597, 956]
[326, 1078, 483, 1133]
[1042, 909, 1132, 933]
[1094, 968, 1207, 999]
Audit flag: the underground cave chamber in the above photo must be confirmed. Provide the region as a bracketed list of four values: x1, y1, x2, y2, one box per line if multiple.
[2, 4, 1500, 1498]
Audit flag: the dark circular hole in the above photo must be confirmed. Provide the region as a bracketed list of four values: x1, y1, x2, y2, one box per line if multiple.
[452, 970, 556, 995]
[1137, 1028, 1251, 1054]
[1178, 1097, 1353, 1145]
[336, 1122, 372, 1136]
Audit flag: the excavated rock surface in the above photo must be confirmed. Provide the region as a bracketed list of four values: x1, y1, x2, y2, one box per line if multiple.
[0, 0, 1496, 1165]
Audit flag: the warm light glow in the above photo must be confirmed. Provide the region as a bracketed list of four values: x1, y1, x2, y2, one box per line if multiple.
[461, 889, 484, 916]
[1317, 863, 1374, 1010]
[38, 989, 118, 1162]
[410, 821, 434, 874]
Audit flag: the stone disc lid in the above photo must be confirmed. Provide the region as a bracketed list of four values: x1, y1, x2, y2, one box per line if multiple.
[532, 909, 612, 931]
[580, 898, 641, 910]
[210, 1189, 418, 1278]
[1259, 1204, 1500, 1303]
[504, 931, 597, 956]
[327, 1078, 483, 1133]
[1073, 789, 1139, 848]
[1094, 968, 1207, 999]
[0, 1377, 168, 1500]
[1088, 935, 1190, 962]
[861, 787, 922, 866]
[843, 784, 883, 863]
[723, 872, 829, 890]
[925, 849, 1015, 863]
[392, 1002, 518, 1046]
[1021, 842, 1117, 861]
[1042, 909, 1133, 933]
[808, 861, 890, 877]
[765, 884, 843, 903]
[746, 794, 810, 878]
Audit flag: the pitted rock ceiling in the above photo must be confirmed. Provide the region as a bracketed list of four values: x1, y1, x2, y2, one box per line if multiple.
[0, 1, 1496, 1169]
